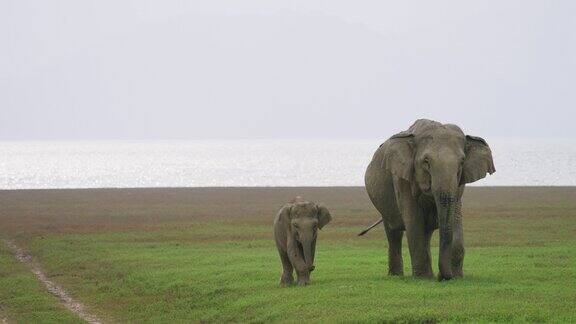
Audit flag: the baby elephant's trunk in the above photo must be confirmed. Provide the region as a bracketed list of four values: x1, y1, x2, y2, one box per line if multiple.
[301, 237, 316, 272]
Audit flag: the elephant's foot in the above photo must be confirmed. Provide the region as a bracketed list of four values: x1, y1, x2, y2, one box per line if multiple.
[452, 269, 463, 279]
[437, 273, 453, 281]
[388, 261, 404, 276]
[279, 272, 294, 287]
[451, 258, 464, 279]
[388, 255, 403, 276]
[296, 271, 310, 286]
[297, 278, 310, 286]
[413, 272, 434, 280]
[388, 268, 404, 276]
[412, 265, 433, 279]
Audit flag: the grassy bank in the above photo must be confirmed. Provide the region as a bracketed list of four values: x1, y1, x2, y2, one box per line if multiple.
[0, 187, 575, 322]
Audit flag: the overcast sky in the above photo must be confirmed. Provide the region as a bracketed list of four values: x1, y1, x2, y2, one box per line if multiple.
[1, 1, 575, 140]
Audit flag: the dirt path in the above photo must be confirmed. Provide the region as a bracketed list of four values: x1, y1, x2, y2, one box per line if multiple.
[3, 240, 103, 324]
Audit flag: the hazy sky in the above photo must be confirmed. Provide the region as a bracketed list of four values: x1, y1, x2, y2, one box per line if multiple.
[1, 1, 575, 140]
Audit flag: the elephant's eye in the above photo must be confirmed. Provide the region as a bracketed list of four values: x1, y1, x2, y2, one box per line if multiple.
[423, 157, 430, 169]
[292, 223, 299, 229]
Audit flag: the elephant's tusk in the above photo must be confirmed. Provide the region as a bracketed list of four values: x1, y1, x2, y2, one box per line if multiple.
[357, 219, 383, 236]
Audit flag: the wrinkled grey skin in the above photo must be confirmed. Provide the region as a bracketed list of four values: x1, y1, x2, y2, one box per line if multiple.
[364, 119, 495, 281]
[274, 197, 332, 286]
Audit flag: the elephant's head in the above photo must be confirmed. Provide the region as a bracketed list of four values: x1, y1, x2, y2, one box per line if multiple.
[386, 124, 495, 280]
[283, 200, 332, 272]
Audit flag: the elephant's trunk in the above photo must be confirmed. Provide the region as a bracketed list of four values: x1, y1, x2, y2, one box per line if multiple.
[435, 191, 455, 281]
[301, 237, 316, 272]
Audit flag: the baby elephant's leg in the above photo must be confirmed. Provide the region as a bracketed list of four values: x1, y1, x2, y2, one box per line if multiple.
[296, 269, 310, 286]
[279, 250, 294, 286]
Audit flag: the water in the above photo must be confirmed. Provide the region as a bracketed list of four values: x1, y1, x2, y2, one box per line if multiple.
[0, 139, 575, 189]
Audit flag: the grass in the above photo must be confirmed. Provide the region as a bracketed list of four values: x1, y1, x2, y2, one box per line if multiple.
[0, 187, 575, 322]
[0, 243, 82, 323]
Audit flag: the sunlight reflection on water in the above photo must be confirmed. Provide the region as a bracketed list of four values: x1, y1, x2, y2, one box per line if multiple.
[0, 139, 574, 189]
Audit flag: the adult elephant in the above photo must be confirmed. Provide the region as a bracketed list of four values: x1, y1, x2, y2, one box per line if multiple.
[362, 119, 495, 280]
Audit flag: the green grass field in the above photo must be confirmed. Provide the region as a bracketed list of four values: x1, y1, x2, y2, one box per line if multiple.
[0, 187, 575, 323]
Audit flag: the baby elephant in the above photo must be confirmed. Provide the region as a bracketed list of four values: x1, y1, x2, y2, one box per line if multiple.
[273, 197, 332, 286]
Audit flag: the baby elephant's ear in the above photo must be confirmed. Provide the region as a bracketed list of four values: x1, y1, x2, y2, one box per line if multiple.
[277, 205, 292, 222]
[317, 205, 332, 229]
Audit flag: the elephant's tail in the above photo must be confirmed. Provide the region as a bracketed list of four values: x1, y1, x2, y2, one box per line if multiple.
[358, 219, 383, 236]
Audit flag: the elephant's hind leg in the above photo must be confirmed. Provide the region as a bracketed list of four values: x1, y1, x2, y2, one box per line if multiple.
[384, 222, 404, 276]
[278, 250, 294, 286]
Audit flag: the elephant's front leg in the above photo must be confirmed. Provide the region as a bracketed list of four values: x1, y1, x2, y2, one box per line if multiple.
[287, 238, 311, 286]
[397, 185, 433, 279]
[278, 250, 294, 286]
[451, 204, 465, 278]
[406, 221, 433, 279]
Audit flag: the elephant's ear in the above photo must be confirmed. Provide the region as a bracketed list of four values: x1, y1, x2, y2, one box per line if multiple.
[277, 205, 293, 224]
[383, 131, 415, 182]
[316, 205, 332, 229]
[461, 135, 496, 184]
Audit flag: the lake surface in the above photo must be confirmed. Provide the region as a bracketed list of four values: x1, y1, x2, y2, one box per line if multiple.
[0, 139, 574, 189]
